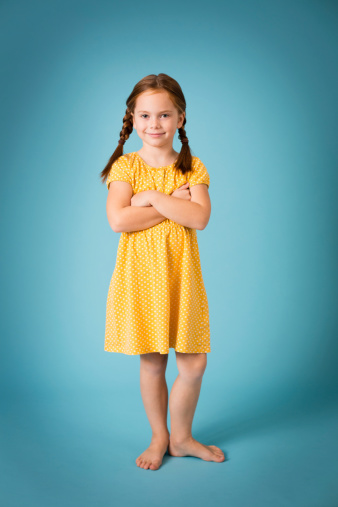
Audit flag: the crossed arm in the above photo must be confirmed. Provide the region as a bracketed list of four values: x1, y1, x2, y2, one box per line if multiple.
[106, 182, 211, 233]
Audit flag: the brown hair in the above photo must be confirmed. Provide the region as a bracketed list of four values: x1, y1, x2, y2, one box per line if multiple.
[100, 73, 193, 183]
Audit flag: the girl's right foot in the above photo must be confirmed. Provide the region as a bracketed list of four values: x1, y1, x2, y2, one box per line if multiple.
[135, 432, 170, 470]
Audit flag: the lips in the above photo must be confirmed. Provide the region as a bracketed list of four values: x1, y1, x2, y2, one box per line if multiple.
[148, 133, 164, 136]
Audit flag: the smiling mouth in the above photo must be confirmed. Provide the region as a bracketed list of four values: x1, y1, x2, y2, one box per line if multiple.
[148, 133, 164, 135]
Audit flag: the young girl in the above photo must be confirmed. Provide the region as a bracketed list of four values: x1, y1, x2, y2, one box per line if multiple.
[101, 73, 225, 470]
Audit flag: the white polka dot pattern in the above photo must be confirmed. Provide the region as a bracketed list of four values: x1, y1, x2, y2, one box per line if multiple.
[104, 152, 211, 355]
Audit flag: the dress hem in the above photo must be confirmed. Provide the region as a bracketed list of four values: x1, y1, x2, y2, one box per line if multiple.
[104, 345, 211, 356]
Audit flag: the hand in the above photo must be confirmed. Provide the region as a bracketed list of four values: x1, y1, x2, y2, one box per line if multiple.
[170, 182, 191, 201]
[130, 190, 153, 207]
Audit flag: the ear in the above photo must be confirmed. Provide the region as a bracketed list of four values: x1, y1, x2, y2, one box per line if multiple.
[177, 112, 185, 129]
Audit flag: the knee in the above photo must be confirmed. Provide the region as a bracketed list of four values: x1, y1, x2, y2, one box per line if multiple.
[140, 353, 168, 375]
[177, 353, 207, 381]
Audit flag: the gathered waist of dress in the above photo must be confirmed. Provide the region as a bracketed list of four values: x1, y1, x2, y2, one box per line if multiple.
[122, 219, 195, 237]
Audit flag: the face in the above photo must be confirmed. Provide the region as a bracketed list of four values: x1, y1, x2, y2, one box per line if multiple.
[131, 90, 185, 149]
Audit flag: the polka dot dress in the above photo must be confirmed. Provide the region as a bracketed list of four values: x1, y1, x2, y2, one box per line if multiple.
[104, 151, 211, 355]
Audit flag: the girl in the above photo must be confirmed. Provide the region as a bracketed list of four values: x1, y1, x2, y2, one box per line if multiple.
[101, 73, 225, 470]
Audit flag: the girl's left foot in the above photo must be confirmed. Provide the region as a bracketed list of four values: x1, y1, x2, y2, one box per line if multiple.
[168, 436, 225, 462]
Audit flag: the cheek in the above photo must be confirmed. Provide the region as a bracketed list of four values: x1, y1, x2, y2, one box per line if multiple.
[168, 121, 177, 131]
[135, 121, 145, 130]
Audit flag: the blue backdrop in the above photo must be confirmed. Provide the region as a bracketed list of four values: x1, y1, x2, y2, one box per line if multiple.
[1, 1, 337, 506]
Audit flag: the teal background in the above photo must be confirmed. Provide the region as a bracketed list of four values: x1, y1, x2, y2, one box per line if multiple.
[1, 0, 338, 506]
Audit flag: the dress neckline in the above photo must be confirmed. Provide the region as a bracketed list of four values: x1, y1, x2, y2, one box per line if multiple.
[134, 151, 177, 170]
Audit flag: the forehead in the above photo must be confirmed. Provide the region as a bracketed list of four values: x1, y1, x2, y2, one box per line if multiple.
[135, 90, 175, 112]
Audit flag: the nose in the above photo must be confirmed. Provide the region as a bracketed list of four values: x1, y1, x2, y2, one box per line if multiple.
[149, 117, 161, 129]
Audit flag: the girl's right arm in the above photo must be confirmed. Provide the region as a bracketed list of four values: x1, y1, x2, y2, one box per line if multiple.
[106, 181, 166, 233]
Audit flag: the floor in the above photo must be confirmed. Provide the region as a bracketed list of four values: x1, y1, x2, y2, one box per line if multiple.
[1, 386, 338, 507]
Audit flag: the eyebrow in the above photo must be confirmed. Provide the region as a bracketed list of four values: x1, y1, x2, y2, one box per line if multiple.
[137, 110, 173, 113]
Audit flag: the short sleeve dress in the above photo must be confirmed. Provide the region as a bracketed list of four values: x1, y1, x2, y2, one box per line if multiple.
[104, 151, 211, 355]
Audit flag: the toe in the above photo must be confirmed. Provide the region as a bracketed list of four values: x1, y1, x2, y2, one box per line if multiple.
[150, 460, 160, 470]
[209, 445, 224, 455]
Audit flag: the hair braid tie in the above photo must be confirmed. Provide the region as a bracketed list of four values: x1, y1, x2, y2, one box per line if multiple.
[181, 137, 189, 143]
[118, 139, 125, 145]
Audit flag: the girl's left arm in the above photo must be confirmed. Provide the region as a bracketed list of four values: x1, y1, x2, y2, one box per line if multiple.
[148, 185, 211, 230]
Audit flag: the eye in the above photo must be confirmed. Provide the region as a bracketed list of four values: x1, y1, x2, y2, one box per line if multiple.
[140, 114, 170, 118]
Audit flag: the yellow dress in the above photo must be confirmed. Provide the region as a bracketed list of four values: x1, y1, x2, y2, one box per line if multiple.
[104, 151, 211, 355]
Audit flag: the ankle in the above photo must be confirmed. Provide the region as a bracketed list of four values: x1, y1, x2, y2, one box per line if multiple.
[169, 434, 193, 445]
[151, 430, 170, 441]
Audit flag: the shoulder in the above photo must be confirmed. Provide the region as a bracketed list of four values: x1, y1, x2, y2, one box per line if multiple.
[191, 155, 203, 166]
[106, 153, 133, 189]
[112, 153, 132, 168]
[188, 156, 210, 188]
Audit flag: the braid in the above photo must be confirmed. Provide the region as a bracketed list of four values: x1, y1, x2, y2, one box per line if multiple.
[100, 108, 134, 183]
[171, 117, 192, 175]
[178, 125, 189, 144]
[118, 108, 134, 145]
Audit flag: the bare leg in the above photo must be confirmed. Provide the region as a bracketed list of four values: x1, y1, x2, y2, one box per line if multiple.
[135, 352, 170, 470]
[168, 352, 225, 462]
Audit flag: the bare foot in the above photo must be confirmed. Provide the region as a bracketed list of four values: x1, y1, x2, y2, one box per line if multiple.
[136, 433, 170, 470]
[168, 436, 225, 462]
